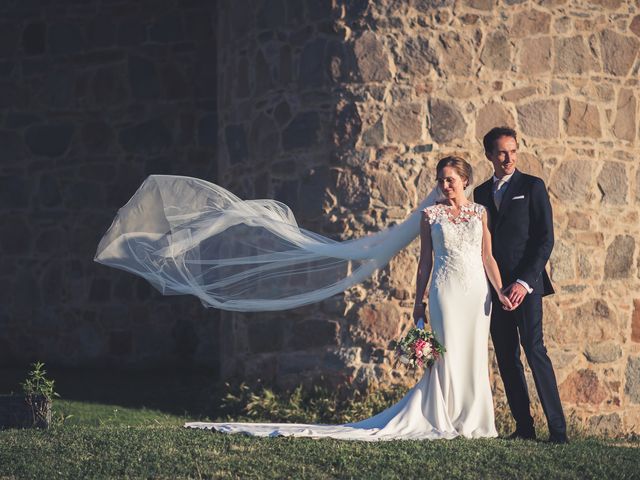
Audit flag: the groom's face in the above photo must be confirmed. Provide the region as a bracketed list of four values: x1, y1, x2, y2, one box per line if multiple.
[487, 135, 518, 178]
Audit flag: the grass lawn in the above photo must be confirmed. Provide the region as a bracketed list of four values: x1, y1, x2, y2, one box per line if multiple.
[1, 368, 639, 479]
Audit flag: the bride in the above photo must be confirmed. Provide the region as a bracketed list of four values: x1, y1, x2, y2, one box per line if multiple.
[94, 156, 514, 441]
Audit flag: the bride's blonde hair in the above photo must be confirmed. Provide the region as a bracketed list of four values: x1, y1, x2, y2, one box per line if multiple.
[436, 156, 473, 188]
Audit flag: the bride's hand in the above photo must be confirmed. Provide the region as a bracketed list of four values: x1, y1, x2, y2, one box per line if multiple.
[498, 291, 515, 311]
[413, 302, 427, 325]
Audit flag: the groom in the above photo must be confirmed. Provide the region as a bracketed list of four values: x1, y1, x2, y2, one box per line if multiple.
[474, 127, 567, 444]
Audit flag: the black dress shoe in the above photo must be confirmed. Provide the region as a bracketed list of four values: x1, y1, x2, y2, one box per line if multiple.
[507, 430, 537, 440]
[547, 434, 569, 444]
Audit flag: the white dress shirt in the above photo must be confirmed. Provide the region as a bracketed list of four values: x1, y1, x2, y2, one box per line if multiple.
[492, 173, 533, 295]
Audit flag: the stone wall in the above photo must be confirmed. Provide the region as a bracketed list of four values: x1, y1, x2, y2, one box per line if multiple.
[0, 0, 220, 369]
[216, 0, 640, 434]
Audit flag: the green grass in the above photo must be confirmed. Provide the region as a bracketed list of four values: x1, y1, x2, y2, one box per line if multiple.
[1, 368, 639, 479]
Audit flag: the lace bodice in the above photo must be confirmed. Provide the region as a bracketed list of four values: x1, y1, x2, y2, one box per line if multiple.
[423, 202, 486, 291]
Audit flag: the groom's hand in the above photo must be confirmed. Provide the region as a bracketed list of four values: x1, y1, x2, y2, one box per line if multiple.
[504, 282, 527, 308]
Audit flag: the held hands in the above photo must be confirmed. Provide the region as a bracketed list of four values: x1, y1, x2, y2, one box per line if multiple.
[413, 302, 427, 326]
[499, 282, 527, 311]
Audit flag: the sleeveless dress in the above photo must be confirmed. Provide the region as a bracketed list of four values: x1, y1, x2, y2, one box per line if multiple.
[185, 202, 498, 441]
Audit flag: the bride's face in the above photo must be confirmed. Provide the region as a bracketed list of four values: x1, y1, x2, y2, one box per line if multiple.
[436, 166, 467, 199]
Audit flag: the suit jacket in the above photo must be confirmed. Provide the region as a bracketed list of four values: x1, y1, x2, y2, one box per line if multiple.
[474, 169, 555, 296]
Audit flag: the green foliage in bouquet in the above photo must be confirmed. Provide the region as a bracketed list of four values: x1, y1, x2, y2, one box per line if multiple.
[392, 327, 446, 369]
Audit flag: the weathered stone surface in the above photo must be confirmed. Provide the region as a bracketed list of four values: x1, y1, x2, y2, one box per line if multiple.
[352, 302, 403, 347]
[128, 55, 160, 100]
[300, 38, 326, 88]
[517, 152, 545, 180]
[334, 102, 362, 149]
[604, 235, 635, 279]
[283, 112, 320, 151]
[560, 369, 607, 405]
[631, 16, 640, 38]
[335, 169, 370, 209]
[463, 0, 494, 9]
[554, 36, 596, 74]
[584, 342, 622, 363]
[588, 413, 622, 436]
[386, 103, 422, 144]
[439, 32, 474, 76]
[600, 30, 640, 76]
[549, 159, 593, 202]
[428, 99, 467, 143]
[501, 86, 537, 103]
[402, 36, 438, 76]
[475, 102, 515, 139]
[362, 119, 384, 146]
[633, 299, 640, 343]
[120, 119, 172, 154]
[550, 240, 574, 282]
[291, 320, 340, 349]
[564, 99, 601, 138]
[511, 9, 551, 38]
[518, 37, 551, 75]
[353, 31, 394, 82]
[597, 161, 627, 205]
[480, 32, 511, 71]
[586, 0, 623, 8]
[625, 356, 640, 403]
[547, 299, 618, 344]
[25, 124, 74, 157]
[517, 100, 559, 139]
[613, 89, 636, 142]
[371, 170, 408, 206]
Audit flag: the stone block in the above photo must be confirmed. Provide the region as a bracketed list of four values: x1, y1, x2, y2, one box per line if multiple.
[22, 22, 45, 55]
[625, 356, 640, 403]
[481, 31, 512, 70]
[597, 161, 627, 205]
[371, 170, 408, 207]
[564, 99, 601, 138]
[518, 37, 552, 75]
[335, 169, 370, 209]
[511, 9, 551, 38]
[633, 300, 640, 343]
[559, 369, 607, 405]
[613, 89, 636, 142]
[550, 239, 574, 282]
[604, 235, 635, 279]
[463, 0, 494, 9]
[49, 22, 83, 55]
[402, 36, 438, 76]
[248, 318, 284, 354]
[353, 31, 394, 82]
[300, 38, 327, 88]
[553, 36, 596, 74]
[547, 299, 619, 345]
[128, 55, 161, 100]
[283, 112, 320, 151]
[428, 99, 467, 143]
[516, 100, 559, 139]
[25, 124, 74, 157]
[291, 320, 340, 349]
[439, 31, 474, 76]
[81, 121, 114, 153]
[475, 102, 515, 139]
[584, 342, 622, 363]
[549, 159, 593, 202]
[600, 30, 639, 76]
[385, 103, 423, 144]
[352, 302, 403, 348]
[120, 119, 172, 154]
[588, 413, 622, 436]
[631, 15, 640, 38]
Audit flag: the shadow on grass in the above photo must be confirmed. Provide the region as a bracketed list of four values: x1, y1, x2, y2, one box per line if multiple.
[0, 366, 219, 420]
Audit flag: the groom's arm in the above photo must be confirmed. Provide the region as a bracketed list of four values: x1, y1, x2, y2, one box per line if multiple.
[516, 178, 554, 288]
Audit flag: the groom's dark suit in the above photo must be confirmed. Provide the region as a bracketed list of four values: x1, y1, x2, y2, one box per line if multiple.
[474, 169, 566, 439]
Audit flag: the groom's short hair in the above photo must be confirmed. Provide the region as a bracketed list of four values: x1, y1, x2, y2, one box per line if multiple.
[483, 127, 517, 154]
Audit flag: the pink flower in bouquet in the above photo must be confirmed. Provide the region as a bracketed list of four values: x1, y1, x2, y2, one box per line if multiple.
[413, 339, 427, 358]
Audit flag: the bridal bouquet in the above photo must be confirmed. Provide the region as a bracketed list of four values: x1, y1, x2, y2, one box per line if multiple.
[393, 323, 445, 369]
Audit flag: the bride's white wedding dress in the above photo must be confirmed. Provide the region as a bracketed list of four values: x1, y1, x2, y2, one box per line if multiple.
[185, 202, 498, 441]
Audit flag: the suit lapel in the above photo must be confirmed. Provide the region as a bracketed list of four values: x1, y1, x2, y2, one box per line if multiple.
[496, 169, 523, 225]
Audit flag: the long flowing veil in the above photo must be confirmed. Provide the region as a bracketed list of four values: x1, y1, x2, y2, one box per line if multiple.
[94, 175, 445, 311]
